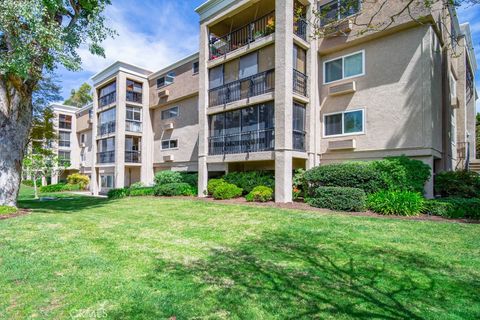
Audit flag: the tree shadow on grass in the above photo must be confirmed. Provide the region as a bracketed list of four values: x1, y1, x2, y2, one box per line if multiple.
[117, 230, 480, 319]
[18, 195, 110, 213]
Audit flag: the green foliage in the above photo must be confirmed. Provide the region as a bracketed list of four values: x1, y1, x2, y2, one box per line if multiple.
[422, 200, 454, 217]
[223, 171, 274, 194]
[436, 198, 480, 219]
[129, 182, 146, 190]
[435, 171, 480, 198]
[107, 188, 130, 200]
[154, 183, 196, 197]
[306, 187, 366, 212]
[476, 113, 480, 158]
[213, 183, 243, 200]
[64, 83, 93, 107]
[129, 187, 155, 197]
[39, 183, 80, 193]
[292, 169, 306, 200]
[367, 191, 424, 216]
[207, 179, 226, 195]
[67, 173, 90, 190]
[154, 171, 183, 186]
[0, 206, 17, 215]
[21, 179, 42, 187]
[246, 186, 274, 202]
[180, 173, 198, 187]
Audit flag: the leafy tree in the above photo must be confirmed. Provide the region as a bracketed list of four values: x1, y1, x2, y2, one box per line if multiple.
[476, 113, 480, 159]
[0, 0, 114, 207]
[64, 82, 93, 107]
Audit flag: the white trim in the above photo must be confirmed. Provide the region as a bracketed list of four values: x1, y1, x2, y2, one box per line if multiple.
[322, 108, 365, 138]
[323, 50, 365, 84]
[149, 52, 199, 80]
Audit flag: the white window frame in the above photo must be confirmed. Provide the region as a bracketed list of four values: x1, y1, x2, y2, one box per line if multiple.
[323, 108, 365, 138]
[126, 106, 142, 122]
[161, 106, 179, 120]
[161, 139, 178, 150]
[101, 175, 115, 189]
[157, 71, 176, 89]
[319, 0, 362, 26]
[323, 50, 365, 84]
[193, 61, 199, 75]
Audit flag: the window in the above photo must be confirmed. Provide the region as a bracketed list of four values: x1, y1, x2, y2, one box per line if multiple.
[80, 133, 86, 144]
[161, 139, 178, 150]
[58, 131, 71, 147]
[101, 175, 114, 189]
[293, 103, 306, 133]
[126, 106, 141, 122]
[157, 72, 175, 88]
[58, 151, 70, 166]
[98, 108, 116, 124]
[239, 52, 258, 79]
[193, 61, 199, 74]
[81, 150, 86, 162]
[99, 82, 116, 97]
[88, 109, 93, 120]
[209, 65, 224, 88]
[161, 106, 179, 120]
[126, 79, 142, 103]
[324, 50, 364, 83]
[319, 0, 360, 26]
[59, 114, 72, 130]
[98, 81, 116, 107]
[449, 71, 457, 99]
[293, 44, 307, 73]
[98, 137, 115, 152]
[451, 109, 456, 147]
[324, 109, 364, 137]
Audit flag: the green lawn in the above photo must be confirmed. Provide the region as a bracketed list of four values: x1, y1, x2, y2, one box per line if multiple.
[0, 187, 479, 319]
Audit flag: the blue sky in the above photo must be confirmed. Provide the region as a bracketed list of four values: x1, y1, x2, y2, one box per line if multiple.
[58, 0, 480, 112]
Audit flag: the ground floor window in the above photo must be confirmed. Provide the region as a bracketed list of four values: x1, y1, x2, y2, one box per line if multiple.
[161, 139, 178, 150]
[101, 175, 114, 189]
[324, 109, 364, 137]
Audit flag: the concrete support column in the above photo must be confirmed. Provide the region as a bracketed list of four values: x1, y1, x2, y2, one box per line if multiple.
[274, 0, 295, 203]
[141, 80, 154, 186]
[41, 176, 47, 187]
[91, 90, 99, 195]
[197, 23, 210, 197]
[422, 156, 435, 199]
[115, 74, 126, 188]
[51, 173, 58, 185]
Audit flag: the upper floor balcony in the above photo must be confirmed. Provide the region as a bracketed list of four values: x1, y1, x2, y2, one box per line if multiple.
[97, 121, 116, 136]
[126, 79, 143, 104]
[98, 91, 116, 108]
[97, 151, 115, 164]
[293, 69, 308, 97]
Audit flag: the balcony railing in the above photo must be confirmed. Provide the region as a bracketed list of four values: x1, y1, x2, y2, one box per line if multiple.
[126, 120, 142, 133]
[126, 91, 142, 104]
[294, 18, 307, 40]
[209, 69, 275, 107]
[97, 121, 116, 136]
[97, 151, 115, 164]
[208, 128, 275, 155]
[209, 11, 275, 60]
[59, 122, 72, 130]
[293, 131, 306, 151]
[293, 69, 308, 97]
[59, 141, 71, 148]
[98, 92, 116, 108]
[125, 151, 141, 163]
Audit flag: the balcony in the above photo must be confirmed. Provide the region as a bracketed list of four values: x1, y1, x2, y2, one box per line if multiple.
[209, 11, 275, 60]
[209, 69, 275, 107]
[98, 92, 116, 108]
[293, 130, 306, 151]
[97, 121, 116, 136]
[126, 91, 142, 104]
[294, 18, 307, 41]
[59, 122, 72, 130]
[97, 151, 115, 164]
[126, 120, 142, 133]
[293, 69, 308, 97]
[208, 128, 275, 155]
[125, 151, 141, 163]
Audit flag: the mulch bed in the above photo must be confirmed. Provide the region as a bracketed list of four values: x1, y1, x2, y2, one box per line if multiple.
[0, 209, 31, 221]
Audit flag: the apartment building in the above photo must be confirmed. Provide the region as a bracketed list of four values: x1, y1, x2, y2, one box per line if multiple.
[49, 0, 477, 200]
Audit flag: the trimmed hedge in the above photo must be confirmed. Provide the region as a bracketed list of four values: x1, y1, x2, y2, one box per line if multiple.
[207, 179, 226, 195]
[107, 188, 130, 199]
[436, 198, 480, 219]
[223, 171, 274, 194]
[435, 171, 480, 198]
[129, 187, 155, 197]
[213, 183, 243, 200]
[39, 183, 80, 193]
[154, 171, 183, 186]
[246, 186, 274, 202]
[306, 187, 366, 212]
[155, 183, 196, 197]
[367, 191, 424, 216]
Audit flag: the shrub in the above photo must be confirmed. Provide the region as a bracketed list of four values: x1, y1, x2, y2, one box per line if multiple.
[422, 200, 454, 217]
[306, 187, 366, 212]
[0, 206, 17, 215]
[246, 186, 274, 202]
[154, 171, 183, 186]
[180, 173, 198, 187]
[155, 183, 196, 197]
[435, 171, 480, 198]
[367, 191, 424, 216]
[67, 173, 90, 190]
[129, 187, 155, 197]
[223, 171, 274, 194]
[213, 183, 243, 200]
[39, 183, 80, 193]
[22, 179, 42, 187]
[107, 188, 130, 199]
[207, 179, 226, 195]
[129, 182, 145, 190]
[304, 162, 384, 195]
[292, 169, 306, 200]
[436, 198, 480, 219]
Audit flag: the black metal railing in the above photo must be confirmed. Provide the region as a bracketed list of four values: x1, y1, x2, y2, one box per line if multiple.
[126, 91, 142, 104]
[59, 122, 72, 130]
[293, 131, 306, 151]
[59, 141, 71, 148]
[294, 18, 307, 40]
[209, 69, 275, 107]
[97, 121, 116, 136]
[98, 92, 116, 107]
[125, 151, 141, 163]
[97, 151, 115, 164]
[126, 120, 142, 133]
[209, 11, 275, 60]
[208, 128, 275, 155]
[293, 69, 308, 96]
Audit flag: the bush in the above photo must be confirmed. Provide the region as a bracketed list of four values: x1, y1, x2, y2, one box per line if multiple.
[213, 183, 243, 200]
[367, 191, 424, 216]
[39, 183, 80, 193]
[423, 200, 454, 217]
[67, 173, 90, 190]
[0, 206, 17, 215]
[292, 169, 306, 200]
[154, 171, 183, 186]
[180, 173, 198, 187]
[223, 171, 274, 194]
[306, 187, 366, 212]
[246, 186, 274, 202]
[107, 188, 130, 199]
[22, 179, 42, 187]
[129, 182, 145, 190]
[129, 187, 155, 197]
[155, 183, 196, 197]
[207, 179, 226, 195]
[304, 162, 384, 195]
[436, 198, 480, 219]
[435, 171, 480, 198]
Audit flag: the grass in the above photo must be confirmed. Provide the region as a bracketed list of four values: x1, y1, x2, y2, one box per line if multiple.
[0, 206, 17, 215]
[0, 187, 479, 319]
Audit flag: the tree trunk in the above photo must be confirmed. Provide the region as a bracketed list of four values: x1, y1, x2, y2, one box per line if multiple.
[0, 76, 34, 207]
[33, 176, 39, 200]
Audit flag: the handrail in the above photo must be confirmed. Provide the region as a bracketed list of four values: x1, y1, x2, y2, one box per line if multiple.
[98, 92, 116, 107]
[293, 69, 308, 97]
[208, 128, 275, 155]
